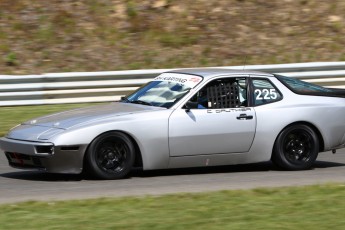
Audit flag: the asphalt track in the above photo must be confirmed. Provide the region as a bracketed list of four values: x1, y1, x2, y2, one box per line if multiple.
[1, 149, 345, 204]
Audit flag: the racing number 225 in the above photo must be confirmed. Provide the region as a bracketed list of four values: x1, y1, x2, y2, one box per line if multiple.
[254, 89, 278, 100]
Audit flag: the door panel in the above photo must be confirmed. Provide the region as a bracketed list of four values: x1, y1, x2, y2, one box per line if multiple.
[169, 108, 256, 156]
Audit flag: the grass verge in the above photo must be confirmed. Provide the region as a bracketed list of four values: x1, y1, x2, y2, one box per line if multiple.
[0, 184, 345, 229]
[0, 103, 102, 137]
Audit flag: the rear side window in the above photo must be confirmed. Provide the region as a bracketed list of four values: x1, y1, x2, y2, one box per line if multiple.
[252, 79, 282, 106]
[276, 75, 332, 93]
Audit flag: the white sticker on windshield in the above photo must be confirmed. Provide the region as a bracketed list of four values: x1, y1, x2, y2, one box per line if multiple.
[154, 73, 202, 88]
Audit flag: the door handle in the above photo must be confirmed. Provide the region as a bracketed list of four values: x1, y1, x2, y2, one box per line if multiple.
[236, 114, 253, 120]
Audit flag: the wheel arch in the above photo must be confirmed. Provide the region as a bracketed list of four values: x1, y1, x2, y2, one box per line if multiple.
[83, 130, 143, 170]
[272, 121, 325, 155]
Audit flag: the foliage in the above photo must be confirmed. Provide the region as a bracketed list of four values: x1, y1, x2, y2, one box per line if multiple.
[0, 0, 344, 74]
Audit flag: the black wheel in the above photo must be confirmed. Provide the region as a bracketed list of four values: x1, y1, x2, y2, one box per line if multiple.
[272, 124, 319, 170]
[85, 132, 135, 179]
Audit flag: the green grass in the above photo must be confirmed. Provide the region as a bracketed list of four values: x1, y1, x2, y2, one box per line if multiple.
[0, 184, 345, 229]
[0, 103, 101, 137]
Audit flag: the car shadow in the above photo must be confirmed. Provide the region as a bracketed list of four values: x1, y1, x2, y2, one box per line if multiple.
[0, 170, 84, 181]
[130, 160, 345, 178]
[313, 160, 345, 168]
[130, 161, 276, 178]
[0, 160, 344, 182]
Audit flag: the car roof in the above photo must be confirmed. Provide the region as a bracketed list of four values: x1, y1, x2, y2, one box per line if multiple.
[168, 68, 274, 79]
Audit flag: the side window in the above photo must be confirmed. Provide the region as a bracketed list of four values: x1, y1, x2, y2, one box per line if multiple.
[252, 79, 282, 106]
[189, 78, 248, 109]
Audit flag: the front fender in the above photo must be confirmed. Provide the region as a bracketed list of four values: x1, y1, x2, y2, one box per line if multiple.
[52, 109, 173, 170]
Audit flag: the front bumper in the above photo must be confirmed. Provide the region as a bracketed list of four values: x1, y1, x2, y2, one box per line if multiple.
[0, 137, 87, 174]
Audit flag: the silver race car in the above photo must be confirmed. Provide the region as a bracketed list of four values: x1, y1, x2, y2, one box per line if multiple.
[1, 69, 345, 179]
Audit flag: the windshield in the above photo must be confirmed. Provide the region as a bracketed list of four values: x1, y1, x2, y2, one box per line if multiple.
[123, 73, 203, 108]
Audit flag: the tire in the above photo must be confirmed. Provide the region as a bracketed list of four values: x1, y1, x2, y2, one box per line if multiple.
[85, 132, 135, 179]
[272, 124, 319, 170]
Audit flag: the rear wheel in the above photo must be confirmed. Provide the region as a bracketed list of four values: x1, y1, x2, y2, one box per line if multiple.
[85, 132, 135, 179]
[272, 124, 319, 170]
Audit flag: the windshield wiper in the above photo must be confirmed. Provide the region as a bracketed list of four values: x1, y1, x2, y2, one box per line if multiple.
[130, 100, 153, 106]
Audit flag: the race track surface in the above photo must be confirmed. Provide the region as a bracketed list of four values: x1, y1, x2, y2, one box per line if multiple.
[1, 149, 345, 204]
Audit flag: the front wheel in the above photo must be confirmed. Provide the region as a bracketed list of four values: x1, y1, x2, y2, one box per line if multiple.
[272, 124, 319, 170]
[85, 132, 135, 179]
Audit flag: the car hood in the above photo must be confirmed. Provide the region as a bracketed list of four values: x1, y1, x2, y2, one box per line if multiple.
[22, 102, 164, 130]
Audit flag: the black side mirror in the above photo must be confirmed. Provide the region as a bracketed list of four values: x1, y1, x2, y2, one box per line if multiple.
[184, 101, 198, 112]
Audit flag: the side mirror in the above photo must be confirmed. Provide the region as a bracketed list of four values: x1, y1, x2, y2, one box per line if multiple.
[184, 101, 198, 112]
[120, 96, 128, 102]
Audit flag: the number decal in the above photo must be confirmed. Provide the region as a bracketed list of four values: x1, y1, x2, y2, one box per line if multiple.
[270, 89, 277, 99]
[254, 89, 262, 100]
[255, 89, 278, 100]
[263, 89, 270, 99]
